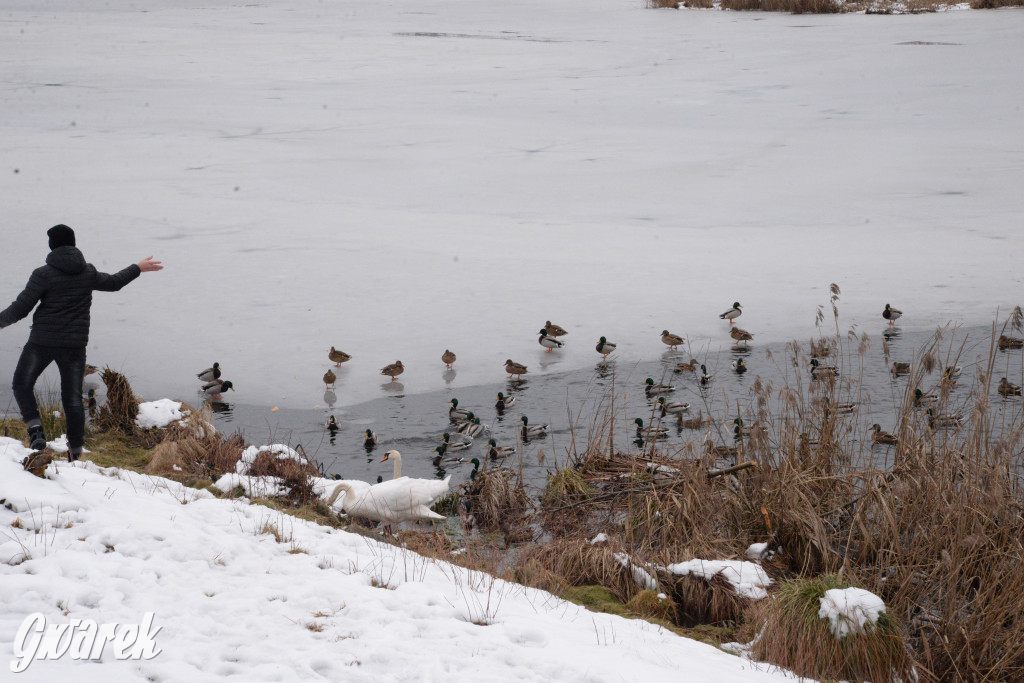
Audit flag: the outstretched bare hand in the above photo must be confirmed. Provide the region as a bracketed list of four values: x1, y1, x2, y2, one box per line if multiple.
[137, 257, 164, 273]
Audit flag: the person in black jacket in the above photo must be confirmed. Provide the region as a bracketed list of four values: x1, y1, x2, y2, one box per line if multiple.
[0, 224, 163, 459]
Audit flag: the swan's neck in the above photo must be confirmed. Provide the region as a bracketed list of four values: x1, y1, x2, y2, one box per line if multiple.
[326, 482, 351, 506]
[391, 452, 402, 479]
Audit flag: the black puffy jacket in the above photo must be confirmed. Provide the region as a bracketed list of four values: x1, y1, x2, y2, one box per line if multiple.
[0, 246, 140, 348]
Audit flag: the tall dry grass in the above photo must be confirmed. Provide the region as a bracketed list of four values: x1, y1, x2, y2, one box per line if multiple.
[501, 299, 1024, 681]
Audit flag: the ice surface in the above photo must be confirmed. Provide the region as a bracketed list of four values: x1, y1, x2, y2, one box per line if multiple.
[0, 2, 1021, 410]
[818, 587, 887, 638]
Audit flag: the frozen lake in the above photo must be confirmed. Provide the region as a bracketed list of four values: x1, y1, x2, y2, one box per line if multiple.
[1, 1, 1022, 416]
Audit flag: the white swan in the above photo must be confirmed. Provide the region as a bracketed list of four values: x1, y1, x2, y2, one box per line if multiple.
[326, 450, 450, 526]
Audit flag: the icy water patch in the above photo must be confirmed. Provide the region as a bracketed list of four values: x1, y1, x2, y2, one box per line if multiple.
[175, 323, 1022, 491]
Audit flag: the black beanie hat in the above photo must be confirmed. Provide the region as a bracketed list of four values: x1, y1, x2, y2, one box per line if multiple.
[47, 224, 76, 250]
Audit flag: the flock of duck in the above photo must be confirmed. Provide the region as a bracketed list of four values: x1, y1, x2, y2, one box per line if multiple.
[280, 302, 1024, 531]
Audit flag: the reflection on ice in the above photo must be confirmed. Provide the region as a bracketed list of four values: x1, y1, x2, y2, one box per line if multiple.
[442, 369, 456, 385]
[323, 389, 337, 407]
[381, 381, 405, 394]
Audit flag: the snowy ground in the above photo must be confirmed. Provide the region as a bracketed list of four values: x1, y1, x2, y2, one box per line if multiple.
[1, 1, 1022, 410]
[0, 437, 798, 681]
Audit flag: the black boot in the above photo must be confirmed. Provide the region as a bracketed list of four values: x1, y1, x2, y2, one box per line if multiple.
[27, 424, 46, 451]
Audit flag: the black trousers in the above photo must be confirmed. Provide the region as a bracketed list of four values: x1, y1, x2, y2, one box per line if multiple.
[12, 341, 86, 450]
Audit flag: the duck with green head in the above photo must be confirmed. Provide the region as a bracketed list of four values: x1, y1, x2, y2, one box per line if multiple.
[495, 392, 515, 412]
[487, 438, 514, 460]
[595, 336, 616, 358]
[882, 304, 902, 325]
[197, 362, 221, 382]
[633, 417, 668, 440]
[809, 359, 838, 379]
[203, 379, 234, 399]
[644, 377, 675, 395]
[732, 358, 747, 374]
[719, 302, 742, 324]
[519, 415, 548, 440]
[657, 396, 689, 417]
[449, 398, 471, 422]
[363, 428, 379, 448]
[441, 431, 473, 450]
[538, 329, 564, 352]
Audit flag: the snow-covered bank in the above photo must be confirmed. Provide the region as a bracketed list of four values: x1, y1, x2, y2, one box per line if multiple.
[0, 437, 799, 681]
[1, 1, 1021, 409]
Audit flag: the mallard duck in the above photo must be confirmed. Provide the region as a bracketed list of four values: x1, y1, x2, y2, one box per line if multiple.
[495, 392, 515, 411]
[913, 388, 938, 407]
[323, 368, 337, 388]
[380, 360, 404, 381]
[883, 304, 902, 325]
[447, 398, 473, 422]
[661, 330, 684, 350]
[432, 444, 449, 467]
[85, 363, 99, 377]
[197, 362, 221, 382]
[810, 359, 838, 379]
[202, 379, 234, 399]
[927, 409, 962, 430]
[468, 457, 481, 481]
[657, 396, 690, 417]
[442, 349, 456, 369]
[505, 359, 528, 380]
[699, 364, 713, 387]
[997, 335, 1024, 350]
[455, 411, 478, 433]
[870, 424, 898, 445]
[519, 415, 548, 440]
[363, 428, 379, 448]
[705, 441, 738, 458]
[810, 338, 833, 358]
[719, 302, 742, 325]
[595, 336, 616, 358]
[644, 377, 675, 395]
[633, 417, 668, 440]
[822, 397, 856, 415]
[731, 418, 744, 441]
[87, 388, 97, 415]
[730, 327, 753, 346]
[326, 415, 339, 432]
[538, 329, 564, 352]
[461, 417, 486, 438]
[997, 377, 1022, 397]
[944, 365, 962, 380]
[674, 358, 699, 373]
[329, 347, 352, 366]
[544, 320, 568, 337]
[891, 362, 910, 376]
[679, 411, 707, 430]
[449, 398, 471, 422]
[486, 438, 515, 460]
[325, 451, 450, 528]
[732, 359, 747, 374]
[440, 432, 473, 451]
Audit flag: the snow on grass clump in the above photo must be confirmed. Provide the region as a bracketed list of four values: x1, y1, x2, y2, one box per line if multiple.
[668, 560, 773, 600]
[236, 443, 307, 475]
[818, 587, 887, 638]
[135, 398, 188, 429]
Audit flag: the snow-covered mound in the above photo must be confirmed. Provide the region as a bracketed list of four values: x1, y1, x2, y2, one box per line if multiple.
[818, 587, 887, 638]
[0, 437, 800, 682]
[135, 399, 187, 429]
[667, 559, 773, 600]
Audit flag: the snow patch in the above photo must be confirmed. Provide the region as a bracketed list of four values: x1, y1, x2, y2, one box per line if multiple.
[668, 560, 773, 600]
[818, 587, 887, 638]
[236, 444, 308, 475]
[135, 398, 188, 429]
